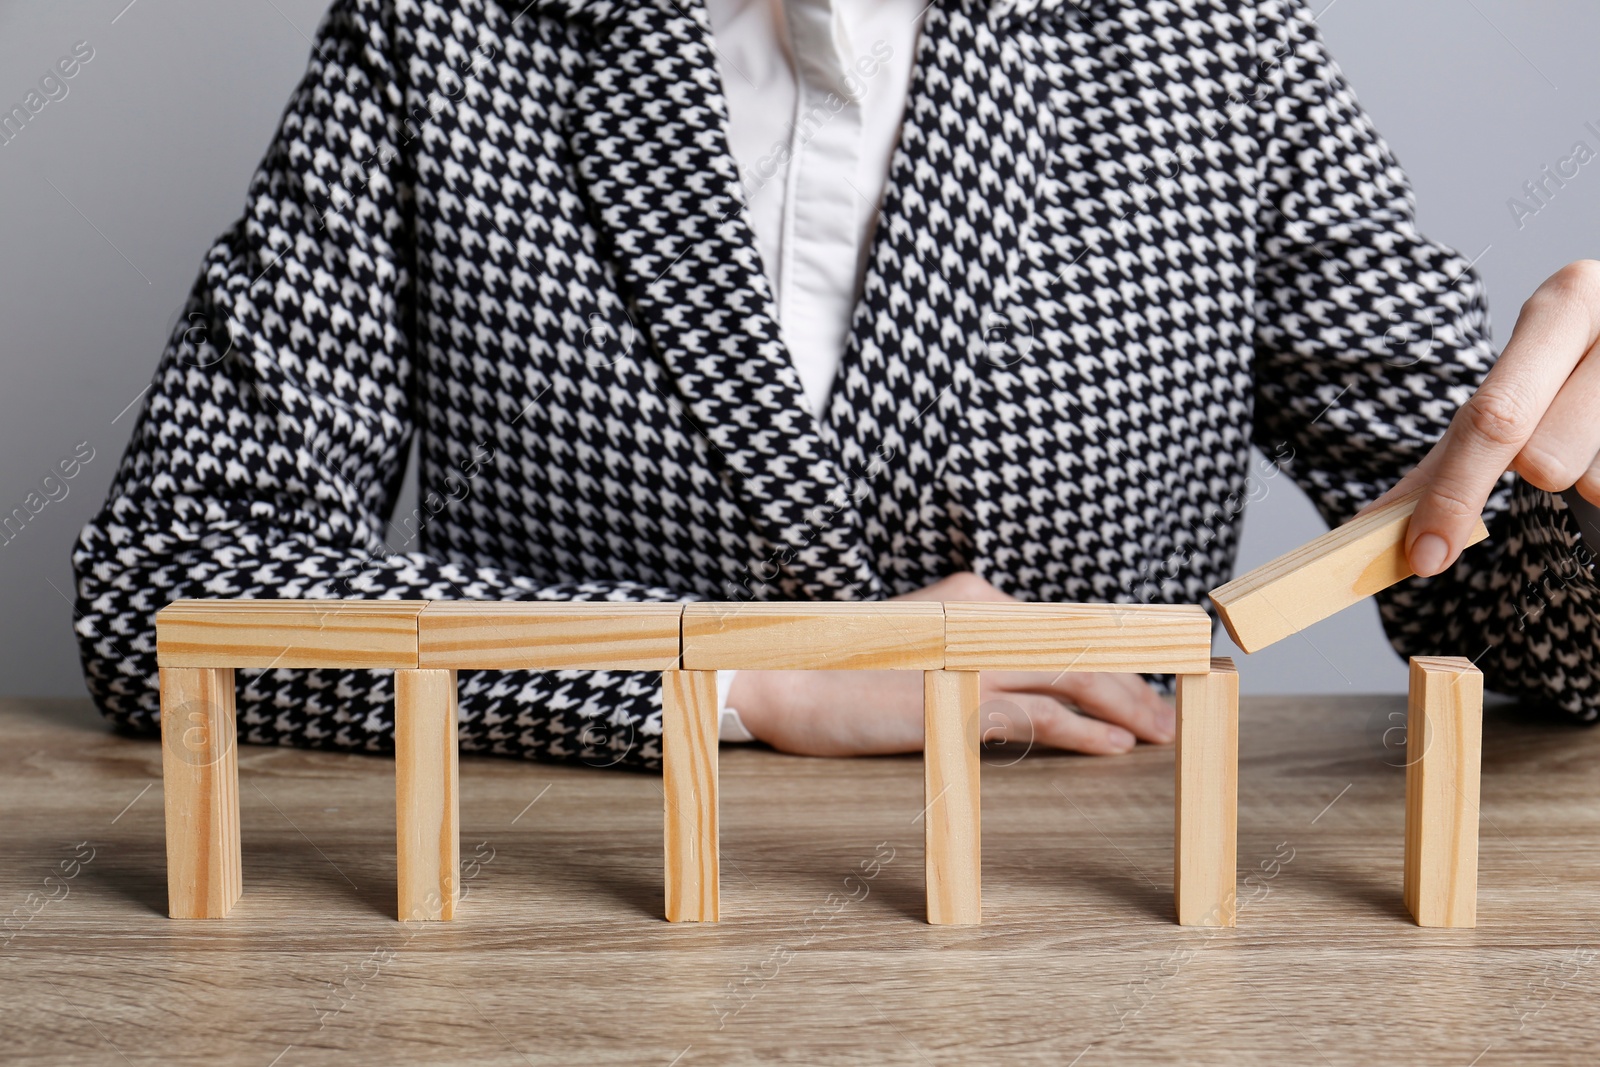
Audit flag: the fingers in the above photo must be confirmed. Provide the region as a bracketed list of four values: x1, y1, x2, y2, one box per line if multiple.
[1408, 261, 1600, 576]
[979, 692, 1137, 756]
[1581, 453, 1600, 506]
[1515, 334, 1600, 496]
[994, 670, 1174, 744]
[984, 671, 1174, 754]
[1354, 449, 1438, 518]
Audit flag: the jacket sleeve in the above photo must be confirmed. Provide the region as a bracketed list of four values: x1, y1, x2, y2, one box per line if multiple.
[1247, 1, 1598, 719]
[71, 1, 681, 769]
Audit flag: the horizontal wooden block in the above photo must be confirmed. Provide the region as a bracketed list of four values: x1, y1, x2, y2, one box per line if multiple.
[680, 602, 945, 670]
[417, 601, 684, 670]
[1209, 489, 1491, 654]
[943, 603, 1211, 673]
[156, 599, 426, 669]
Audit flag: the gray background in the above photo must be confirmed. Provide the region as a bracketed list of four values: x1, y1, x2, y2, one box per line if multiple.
[0, 0, 1595, 699]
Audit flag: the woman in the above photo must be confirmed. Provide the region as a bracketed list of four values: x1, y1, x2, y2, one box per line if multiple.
[72, 0, 1599, 769]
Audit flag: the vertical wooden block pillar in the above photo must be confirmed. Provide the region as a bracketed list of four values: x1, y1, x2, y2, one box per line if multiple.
[924, 670, 982, 925]
[663, 669, 719, 922]
[1175, 658, 1239, 927]
[395, 669, 460, 921]
[1404, 657, 1483, 928]
[160, 667, 242, 918]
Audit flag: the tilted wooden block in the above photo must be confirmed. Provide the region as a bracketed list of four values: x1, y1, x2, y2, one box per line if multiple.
[943, 602, 1211, 673]
[1209, 489, 1491, 654]
[395, 669, 459, 922]
[418, 601, 683, 670]
[156, 599, 427, 669]
[1404, 656, 1483, 928]
[681, 602, 944, 670]
[1174, 658, 1239, 927]
[924, 670, 981, 925]
[662, 670, 719, 922]
[160, 667, 242, 919]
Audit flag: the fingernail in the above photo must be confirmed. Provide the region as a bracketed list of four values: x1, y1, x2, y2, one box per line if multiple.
[1108, 726, 1136, 752]
[1410, 532, 1449, 577]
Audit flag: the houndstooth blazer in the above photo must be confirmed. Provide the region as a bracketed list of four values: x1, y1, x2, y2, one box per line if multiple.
[72, 0, 1599, 769]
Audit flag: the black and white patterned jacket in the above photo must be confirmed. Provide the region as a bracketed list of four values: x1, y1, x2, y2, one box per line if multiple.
[72, 0, 1599, 769]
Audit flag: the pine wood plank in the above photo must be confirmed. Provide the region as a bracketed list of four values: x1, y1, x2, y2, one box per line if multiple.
[662, 669, 718, 921]
[417, 601, 684, 670]
[1175, 658, 1239, 927]
[155, 599, 426, 669]
[680, 602, 945, 670]
[159, 667, 241, 919]
[1209, 490, 1491, 654]
[943, 602, 1211, 673]
[1404, 656, 1483, 928]
[395, 669, 459, 922]
[923, 670, 981, 925]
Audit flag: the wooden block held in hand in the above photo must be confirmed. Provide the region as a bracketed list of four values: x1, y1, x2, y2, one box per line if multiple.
[943, 602, 1211, 673]
[156, 599, 427, 669]
[160, 667, 242, 919]
[418, 601, 683, 670]
[1209, 490, 1490, 654]
[1174, 658, 1239, 927]
[395, 669, 459, 922]
[924, 670, 981, 925]
[1404, 657, 1483, 928]
[681, 602, 944, 670]
[662, 670, 719, 922]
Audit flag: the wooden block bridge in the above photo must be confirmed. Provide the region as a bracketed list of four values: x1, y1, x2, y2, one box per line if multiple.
[153, 492, 1488, 931]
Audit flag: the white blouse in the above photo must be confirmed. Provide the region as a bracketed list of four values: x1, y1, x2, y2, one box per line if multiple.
[703, 0, 925, 738]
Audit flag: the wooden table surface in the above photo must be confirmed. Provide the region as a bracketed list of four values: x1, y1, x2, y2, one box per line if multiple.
[2, 693, 1598, 1065]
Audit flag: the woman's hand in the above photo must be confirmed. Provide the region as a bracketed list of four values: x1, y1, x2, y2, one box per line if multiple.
[1379, 260, 1600, 576]
[725, 572, 1175, 757]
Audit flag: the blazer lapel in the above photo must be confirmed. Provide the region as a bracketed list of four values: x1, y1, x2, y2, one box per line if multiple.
[564, 0, 885, 601]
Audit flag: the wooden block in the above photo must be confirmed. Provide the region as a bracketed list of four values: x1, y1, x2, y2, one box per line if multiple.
[418, 600, 684, 670]
[943, 602, 1211, 673]
[156, 599, 426, 669]
[924, 670, 981, 925]
[1209, 490, 1491, 654]
[1174, 658, 1239, 927]
[395, 669, 459, 922]
[662, 670, 718, 922]
[681, 602, 944, 670]
[160, 667, 242, 919]
[1404, 656, 1483, 928]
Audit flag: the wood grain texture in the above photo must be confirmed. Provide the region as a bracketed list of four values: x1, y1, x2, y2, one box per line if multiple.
[681, 602, 945, 670]
[155, 599, 427, 669]
[417, 601, 684, 670]
[7, 693, 1597, 1064]
[1209, 490, 1492, 653]
[943, 602, 1211, 673]
[395, 670, 459, 922]
[159, 667, 241, 919]
[662, 669, 718, 921]
[923, 670, 981, 925]
[1404, 657, 1483, 928]
[1175, 658, 1239, 927]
